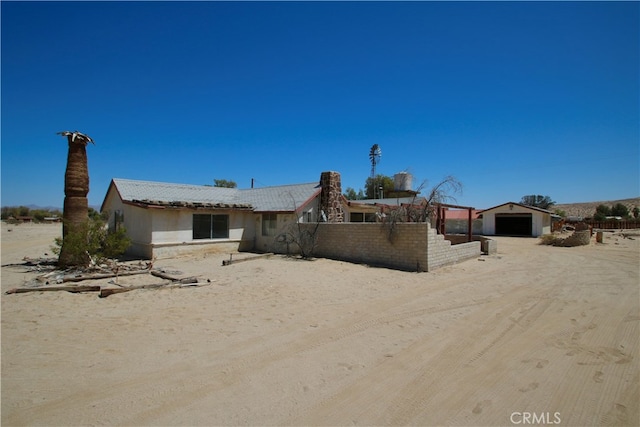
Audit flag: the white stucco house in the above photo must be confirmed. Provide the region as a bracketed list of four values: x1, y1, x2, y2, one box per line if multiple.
[100, 178, 323, 259]
[100, 170, 488, 262]
[480, 202, 556, 237]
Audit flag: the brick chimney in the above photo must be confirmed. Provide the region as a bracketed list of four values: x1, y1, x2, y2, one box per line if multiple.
[319, 171, 344, 223]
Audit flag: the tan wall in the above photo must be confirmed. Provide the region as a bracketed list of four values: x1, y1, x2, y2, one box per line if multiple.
[151, 240, 252, 259]
[296, 222, 480, 272]
[103, 194, 255, 259]
[444, 235, 497, 255]
[254, 213, 297, 253]
[313, 223, 428, 271]
[426, 227, 481, 270]
[145, 208, 254, 259]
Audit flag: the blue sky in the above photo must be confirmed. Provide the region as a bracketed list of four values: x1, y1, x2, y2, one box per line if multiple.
[2, 1, 638, 210]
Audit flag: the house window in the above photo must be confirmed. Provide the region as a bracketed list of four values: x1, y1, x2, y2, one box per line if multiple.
[111, 210, 124, 232]
[193, 214, 229, 239]
[350, 212, 377, 223]
[262, 213, 278, 236]
[350, 212, 364, 222]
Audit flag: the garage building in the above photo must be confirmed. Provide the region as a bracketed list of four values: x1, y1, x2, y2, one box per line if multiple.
[481, 202, 555, 237]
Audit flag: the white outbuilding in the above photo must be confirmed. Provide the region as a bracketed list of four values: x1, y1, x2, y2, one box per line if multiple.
[480, 202, 555, 237]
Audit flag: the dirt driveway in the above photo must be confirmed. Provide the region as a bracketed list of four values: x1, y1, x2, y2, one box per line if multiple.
[2, 223, 638, 426]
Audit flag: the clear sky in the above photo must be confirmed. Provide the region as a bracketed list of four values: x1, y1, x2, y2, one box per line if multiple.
[2, 1, 638, 210]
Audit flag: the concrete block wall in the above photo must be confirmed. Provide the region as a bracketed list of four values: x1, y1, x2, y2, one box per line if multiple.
[481, 238, 497, 255]
[303, 223, 429, 272]
[426, 228, 481, 270]
[444, 234, 497, 255]
[298, 222, 481, 272]
[442, 241, 481, 267]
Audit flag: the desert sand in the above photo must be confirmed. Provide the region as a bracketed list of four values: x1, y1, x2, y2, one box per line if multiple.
[1, 222, 638, 426]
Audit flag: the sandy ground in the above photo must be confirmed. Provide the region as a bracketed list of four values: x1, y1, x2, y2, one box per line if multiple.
[1, 222, 638, 427]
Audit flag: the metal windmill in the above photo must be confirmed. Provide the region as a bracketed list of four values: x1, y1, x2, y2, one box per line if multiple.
[369, 144, 382, 198]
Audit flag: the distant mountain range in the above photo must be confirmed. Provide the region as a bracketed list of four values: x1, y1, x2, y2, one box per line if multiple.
[554, 197, 640, 219]
[5, 204, 102, 212]
[24, 204, 62, 211]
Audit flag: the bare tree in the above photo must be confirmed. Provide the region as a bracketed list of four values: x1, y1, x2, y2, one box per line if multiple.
[285, 221, 320, 259]
[422, 175, 463, 215]
[57, 130, 94, 267]
[381, 175, 462, 242]
[278, 195, 321, 259]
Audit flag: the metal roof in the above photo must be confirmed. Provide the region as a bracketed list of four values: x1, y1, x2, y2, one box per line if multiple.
[108, 178, 321, 212]
[238, 183, 322, 212]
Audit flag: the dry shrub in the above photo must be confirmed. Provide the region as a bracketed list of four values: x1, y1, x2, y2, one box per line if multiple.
[539, 234, 563, 246]
[558, 230, 591, 247]
[539, 230, 591, 247]
[574, 222, 591, 231]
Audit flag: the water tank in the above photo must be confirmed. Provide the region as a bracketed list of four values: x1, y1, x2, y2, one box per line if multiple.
[394, 172, 412, 191]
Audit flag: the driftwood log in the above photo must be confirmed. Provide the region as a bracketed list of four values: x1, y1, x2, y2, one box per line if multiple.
[99, 277, 200, 298]
[5, 285, 101, 295]
[222, 253, 273, 266]
[150, 270, 183, 281]
[5, 263, 207, 297]
[62, 269, 150, 283]
[1, 257, 59, 268]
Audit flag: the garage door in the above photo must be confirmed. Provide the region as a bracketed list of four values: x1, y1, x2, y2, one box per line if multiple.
[495, 213, 532, 236]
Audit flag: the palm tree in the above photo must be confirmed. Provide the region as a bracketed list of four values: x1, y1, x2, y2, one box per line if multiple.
[57, 130, 94, 267]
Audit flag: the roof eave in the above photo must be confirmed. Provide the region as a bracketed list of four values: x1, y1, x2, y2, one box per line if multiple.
[294, 187, 322, 214]
[100, 179, 120, 213]
[479, 201, 554, 215]
[122, 199, 254, 211]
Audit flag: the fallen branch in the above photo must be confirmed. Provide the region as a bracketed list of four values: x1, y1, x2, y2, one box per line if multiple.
[6, 262, 208, 297]
[222, 253, 273, 266]
[5, 285, 101, 295]
[62, 269, 150, 283]
[99, 277, 202, 298]
[99, 282, 170, 298]
[150, 270, 184, 281]
[98, 288, 129, 298]
[1, 257, 58, 268]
